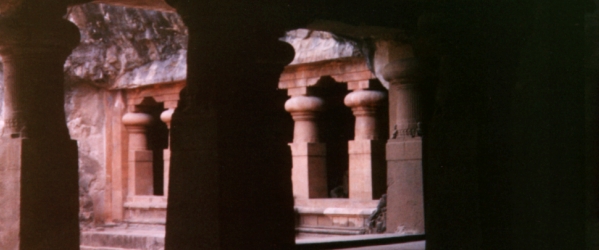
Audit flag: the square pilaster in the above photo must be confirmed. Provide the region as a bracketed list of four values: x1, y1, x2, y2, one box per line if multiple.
[289, 142, 328, 199]
[0, 138, 79, 250]
[385, 138, 424, 234]
[128, 150, 154, 196]
[348, 139, 386, 200]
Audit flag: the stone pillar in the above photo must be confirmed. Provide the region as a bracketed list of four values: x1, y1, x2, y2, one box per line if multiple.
[344, 88, 387, 200]
[160, 108, 174, 197]
[122, 112, 154, 196]
[164, 1, 296, 248]
[0, 11, 81, 250]
[382, 58, 425, 234]
[285, 95, 328, 199]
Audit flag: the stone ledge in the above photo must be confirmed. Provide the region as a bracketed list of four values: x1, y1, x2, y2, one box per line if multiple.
[296, 206, 375, 216]
[294, 198, 379, 208]
[124, 195, 167, 208]
[123, 202, 167, 209]
[295, 233, 426, 249]
[296, 226, 366, 235]
[81, 228, 165, 250]
[80, 246, 136, 250]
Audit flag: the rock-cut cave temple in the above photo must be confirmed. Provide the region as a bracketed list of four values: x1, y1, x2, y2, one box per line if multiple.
[0, 0, 597, 250]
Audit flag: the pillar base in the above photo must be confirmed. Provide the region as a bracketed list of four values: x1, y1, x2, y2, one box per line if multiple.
[385, 138, 424, 234]
[348, 140, 386, 200]
[290, 142, 328, 199]
[0, 137, 79, 250]
[129, 150, 154, 196]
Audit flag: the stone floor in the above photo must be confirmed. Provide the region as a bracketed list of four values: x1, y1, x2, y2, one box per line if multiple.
[336, 241, 425, 250]
[298, 234, 425, 250]
[81, 226, 424, 250]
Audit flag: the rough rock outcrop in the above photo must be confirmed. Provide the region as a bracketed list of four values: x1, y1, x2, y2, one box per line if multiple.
[62, 3, 187, 228]
[66, 3, 187, 89]
[282, 29, 361, 65]
[0, 2, 371, 230]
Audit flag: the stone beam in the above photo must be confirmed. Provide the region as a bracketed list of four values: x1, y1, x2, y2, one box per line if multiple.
[278, 57, 373, 90]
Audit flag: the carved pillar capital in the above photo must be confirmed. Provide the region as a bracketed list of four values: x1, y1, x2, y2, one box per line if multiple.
[285, 95, 323, 143]
[0, 16, 80, 59]
[381, 58, 427, 139]
[344, 90, 387, 110]
[123, 112, 153, 130]
[160, 108, 175, 129]
[0, 16, 80, 138]
[345, 90, 386, 140]
[122, 112, 152, 150]
[285, 95, 323, 118]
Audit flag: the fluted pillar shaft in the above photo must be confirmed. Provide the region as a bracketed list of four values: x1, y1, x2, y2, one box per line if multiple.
[285, 95, 328, 199]
[0, 11, 81, 250]
[345, 89, 387, 200]
[123, 112, 154, 196]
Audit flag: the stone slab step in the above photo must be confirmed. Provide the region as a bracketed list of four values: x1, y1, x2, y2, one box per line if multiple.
[81, 246, 138, 250]
[297, 226, 367, 235]
[81, 228, 165, 250]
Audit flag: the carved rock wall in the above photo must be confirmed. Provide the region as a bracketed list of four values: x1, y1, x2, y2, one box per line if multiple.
[64, 3, 187, 228]
[0, 3, 187, 228]
[0, 2, 369, 230]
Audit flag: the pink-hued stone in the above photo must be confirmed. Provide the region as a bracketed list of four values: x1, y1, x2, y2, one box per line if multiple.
[344, 90, 386, 140]
[0, 139, 21, 250]
[160, 108, 174, 128]
[123, 112, 152, 150]
[122, 112, 153, 127]
[286, 95, 329, 199]
[289, 142, 328, 199]
[380, 57, 425, 234]
[344, 90, 387, 108]
[123, 112, 154, 196]
[347, 140, 386, 200]
[285, 96, 324, 143]
[284, 95, 324, 113]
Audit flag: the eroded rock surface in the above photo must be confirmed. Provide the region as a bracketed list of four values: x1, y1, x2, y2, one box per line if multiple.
[282, 29, 361, 65]
[62, 3, 187, 228]
[66, 3, 187, 89]
[0, 2, 371, 231]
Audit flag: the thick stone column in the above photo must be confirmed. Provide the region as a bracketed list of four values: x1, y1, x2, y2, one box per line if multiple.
[285, 95, 327, 199]
[122, 112, 154, 196]
[0, 11, 81, 250]
[381, 59, 425, 234]
[164, 1, 297, 249]
[160, 108, 174, 197]
[344, 87, 387, 200]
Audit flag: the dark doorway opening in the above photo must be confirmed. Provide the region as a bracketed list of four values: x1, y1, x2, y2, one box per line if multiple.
[139, 98, 169, 196]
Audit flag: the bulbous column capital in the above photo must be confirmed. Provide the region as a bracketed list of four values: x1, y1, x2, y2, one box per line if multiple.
[284, 95, 324, 120]
[285, 96, 323, 143]
[382, 59, 428, 139]
[160, 108, 175, 129]
[345, 90, 387, 140]
[123, 112, 152, 150]
[123, 112, 153, 132]
[344, 90, 387, 110]
[381, 58, 424, 86]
